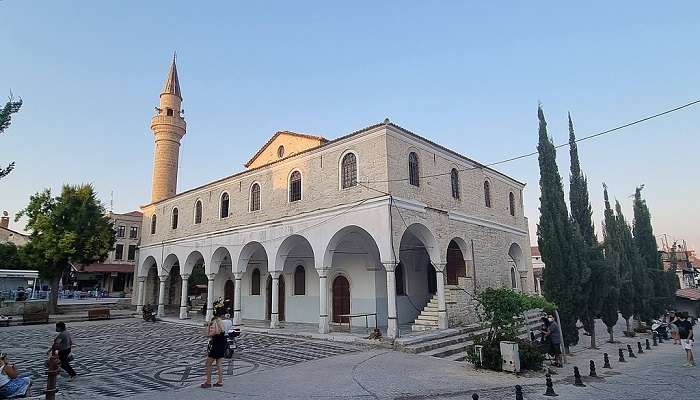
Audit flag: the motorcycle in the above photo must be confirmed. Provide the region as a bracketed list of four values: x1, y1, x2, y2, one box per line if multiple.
[651, 319, 669, 340]
[142, 305, 157, 322]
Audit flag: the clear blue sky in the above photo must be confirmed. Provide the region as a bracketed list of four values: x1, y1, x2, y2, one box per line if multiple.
[2, 1, 698, 250]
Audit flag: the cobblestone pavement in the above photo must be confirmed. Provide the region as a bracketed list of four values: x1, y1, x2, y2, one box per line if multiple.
[0, 319, 360, 399]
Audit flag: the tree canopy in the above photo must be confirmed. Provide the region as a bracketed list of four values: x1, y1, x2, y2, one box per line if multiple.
[0, 94, 23, 180]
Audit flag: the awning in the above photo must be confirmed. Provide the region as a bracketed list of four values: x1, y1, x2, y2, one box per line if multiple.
[676, 288, 700, 301]
[81, 264, 134, 274]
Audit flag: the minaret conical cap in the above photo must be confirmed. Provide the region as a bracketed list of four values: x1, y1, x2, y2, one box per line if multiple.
[161, 52, 181, 99]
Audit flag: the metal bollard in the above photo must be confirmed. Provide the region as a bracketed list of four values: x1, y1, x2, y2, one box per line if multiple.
[637, 341, 644, 354]
[589, 360, 598, 377]
[573, 366, 585, 387]
[619, 348, 626, 362]
[603, 353, 612, 369]
[653, 334, 658, 346]
[645, 338, 651, 350]
[515, 384, 524, 400]
[45, 351, 60, 400]
[658, 334, 663, 344]
[472, 393, 479, 400]
[544, 374, 558, 396]
[627, 344, 637, 358]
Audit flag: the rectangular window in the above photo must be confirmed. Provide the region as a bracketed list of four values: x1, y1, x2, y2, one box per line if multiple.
[127, 245, 137, 261]
[115, 244, 124, 260]
[129, 226, 138, 239]
[116, 225, 126, 238]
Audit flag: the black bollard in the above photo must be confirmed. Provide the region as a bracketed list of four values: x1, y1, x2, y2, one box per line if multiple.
[573, 366, 586, 387]
[544, 374, 558, 397]
[589, 360, 598, 377]
[627, 344, 637, 358]
[472, 393, 478, 400]
[515, 384, 524, 400]
[645, 338, 651, 350]
[619, 348, 626, 362]
[653, 334, 658, 346]
[603, 353, 612, 369]
[637, 341, 644, 354]
[658, 334, 663, 344]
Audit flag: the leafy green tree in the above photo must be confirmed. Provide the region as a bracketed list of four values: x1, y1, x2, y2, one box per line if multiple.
[536, 106, 582, 350]
[0, 94, 22, 180]
[567, 114, 605, 348]
[477, 287, 555, 342]
[600, 184, 620, 342]
[616, 201, 652, 325]
[632, 186, 674, 316]
[614, 200, 636, 332]
[16, 184, 115, 313]
[0, 242, 28, 270]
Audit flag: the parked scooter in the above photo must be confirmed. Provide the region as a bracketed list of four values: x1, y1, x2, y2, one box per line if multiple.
[224, 328, 241, 359]
[142, 304, 157, 322]
[651, 319, 669, 340]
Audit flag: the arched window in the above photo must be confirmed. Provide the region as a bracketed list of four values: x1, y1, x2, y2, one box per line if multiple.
[251, 268, 261, 295]
[395, 263, 406, 296]
[194, 200, 202, 224]
[510, 267, 518, 289]
[509, 192, 516, 216]
[294, 265, 306, 295]
[171, 208, 179, 229]
[220, 192, 229, 218]
[450, 168, 460, 199]
[408, 152, 420, 187]
[289, 171, 302, 202]
[150, 214, 157, 234]
[341, 152, 357, 189]
[484, 181, 491, 208]
[250, 183, 261, 211]
[277, 145, 285, 158]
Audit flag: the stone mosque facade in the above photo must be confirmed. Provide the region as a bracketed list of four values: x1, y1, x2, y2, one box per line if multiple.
[134, 57, 534, 338]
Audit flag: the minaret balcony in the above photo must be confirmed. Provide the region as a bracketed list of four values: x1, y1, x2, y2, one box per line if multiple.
[150, 114, 187, 132]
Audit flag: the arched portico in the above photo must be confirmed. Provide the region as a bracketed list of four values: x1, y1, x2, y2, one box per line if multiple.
[323, 225, 385, 335]
[238, 241, 269, 326]
[138, 256, 158, 314]
[508, 243, 524, 291]
[446, 237, 470, 286]
[269, 235, 315, 328]
[156, 254, 180, 317]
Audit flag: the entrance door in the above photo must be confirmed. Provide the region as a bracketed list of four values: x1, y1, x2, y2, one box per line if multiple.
[266, 276, 272, 320]
[332, 276, 350, 323]
[278, 275, 285, 321]
[224, 279, 234, 314]
[427, 264, 437, 294]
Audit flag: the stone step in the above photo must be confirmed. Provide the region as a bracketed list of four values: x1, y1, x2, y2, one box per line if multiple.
[421, 339, 474, 359]
[411, 324, 438, 332]
[416, 314, 439, 322]
[402, 327, 485, 354]
[413, 318, 438, 326]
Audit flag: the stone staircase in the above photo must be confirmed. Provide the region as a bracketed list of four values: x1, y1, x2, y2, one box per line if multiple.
[411, 293, 440, 332]
[397, 324, 486, 362]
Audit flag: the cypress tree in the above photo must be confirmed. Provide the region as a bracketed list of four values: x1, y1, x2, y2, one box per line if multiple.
[614, 200, 635, 332]
[632, 186, 674, 317]
[616, 201, 651, 325]
[537, 106, 581, 349]
[568, 114, 605, 349]
[600, 184, 620, 343]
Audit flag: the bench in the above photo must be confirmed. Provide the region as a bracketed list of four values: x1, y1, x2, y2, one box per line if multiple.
[335, 313, 377, 332]
[23, 311, 49, 325]
[0, 317, 11, 327]
[87, 308, 111, 320]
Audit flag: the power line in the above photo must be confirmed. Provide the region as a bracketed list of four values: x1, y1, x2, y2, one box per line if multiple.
[361, 98, 700, 184]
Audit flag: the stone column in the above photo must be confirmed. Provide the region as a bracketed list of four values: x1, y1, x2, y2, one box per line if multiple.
[434, 263, 448, 330]
[179, 274, 190, 319]
[135, 276, 146, 314]
[205, 273, 216, 322]
[385, 263, 398, 339]
[233, 272, 243, 326]
[269, 271, 280, 329]
[318, 269, 330, 334]
[157, 275, 168, 317]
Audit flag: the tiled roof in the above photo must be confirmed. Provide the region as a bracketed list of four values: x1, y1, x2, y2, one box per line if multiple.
[244, 131, 328, 168]
[122, 211, 143, 217]
[531, 246, 540, 257]
[82, 264, 135, 274]
[676, 287, 700, 301]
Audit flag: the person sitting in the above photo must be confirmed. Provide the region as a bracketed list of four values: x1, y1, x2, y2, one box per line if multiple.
[222, 314, 234, 335]
[0, 352, 32, 399]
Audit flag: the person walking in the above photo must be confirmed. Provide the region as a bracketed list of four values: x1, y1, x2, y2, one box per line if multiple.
[51, 321, 77, 380]
[676, 312, 695, 367]
[669, 311, 680, 345]
[547, 314, 563, 367]
[201, 315, 226, 388]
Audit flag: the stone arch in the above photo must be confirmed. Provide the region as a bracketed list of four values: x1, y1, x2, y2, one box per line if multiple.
[398, 222, 441, 325]
[508, 243, 524, 291]
[323, 225, 382, 270]
[139, 255, 158, 277]
[161, 253, 180, 277]
[237, 241, 269, 274]
[142, 257, 159, 307]
[275, 235, 315, 273]
[183, 251, 205, 276]
[211, 247, 233, 275]
[399, 223, 440, 264]
[446, 237, 469, 285]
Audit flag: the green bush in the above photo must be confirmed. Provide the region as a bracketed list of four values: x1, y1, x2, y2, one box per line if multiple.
[517, 339, 545, 371]
[466, 336, 502, 371]
[633, 325, 648, 333]
[623, 330, 637, 337]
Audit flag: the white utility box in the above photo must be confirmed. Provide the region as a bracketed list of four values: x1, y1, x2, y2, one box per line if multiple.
[500, 341, 521, 373]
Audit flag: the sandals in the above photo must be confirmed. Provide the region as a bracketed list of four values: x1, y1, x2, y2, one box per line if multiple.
[200, 382, 223, 388]
[214, 382, 223, 387]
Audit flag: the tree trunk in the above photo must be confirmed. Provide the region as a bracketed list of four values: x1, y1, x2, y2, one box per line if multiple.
[48, 274, 62, 314]
[608, 326, 615, 343]
[590, 325, 597, 349]
[625, 318, 630, 333]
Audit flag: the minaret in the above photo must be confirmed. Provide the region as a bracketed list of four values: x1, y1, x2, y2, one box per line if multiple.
[150, 54, 187, 203]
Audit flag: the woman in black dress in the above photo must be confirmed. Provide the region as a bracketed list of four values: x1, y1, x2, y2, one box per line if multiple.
[201, 315, 226, 388]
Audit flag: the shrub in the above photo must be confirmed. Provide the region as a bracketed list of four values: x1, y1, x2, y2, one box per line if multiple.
[623, 330, 637, 337]
[466, 336, 502, 371]
[517, 339, 545, 371]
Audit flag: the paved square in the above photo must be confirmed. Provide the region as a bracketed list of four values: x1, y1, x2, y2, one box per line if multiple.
[0, 319, 361, 399]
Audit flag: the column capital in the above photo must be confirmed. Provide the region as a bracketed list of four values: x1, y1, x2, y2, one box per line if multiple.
[270, 271, 281, 279]
[234, 272, 243, 279]
[207, 273, 216, 281]
[317, 269, 329, 278]
[432, 262, 447, 272]
[158, 275, 168, 283]
[180, 273, 191, 280]
[138, 276, 146, 283]
[382, 261, 396, 272]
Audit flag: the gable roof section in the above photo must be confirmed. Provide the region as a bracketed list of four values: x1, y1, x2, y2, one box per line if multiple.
[244, 131, 328, 168]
